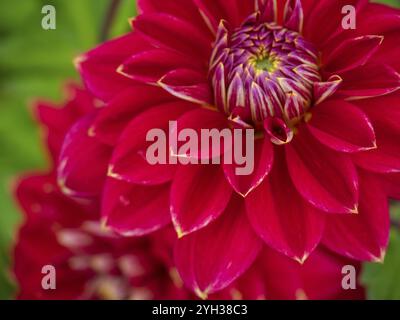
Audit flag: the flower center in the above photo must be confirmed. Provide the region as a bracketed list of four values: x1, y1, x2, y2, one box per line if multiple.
[210, 14, 321, 130]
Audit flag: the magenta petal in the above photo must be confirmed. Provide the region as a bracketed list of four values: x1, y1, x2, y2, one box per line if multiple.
[380, 173, 400, 200]
[286, 128, 359, 214]
[133, 13, 212, 60]
[223, 137, 274, 197]
[174, 196, 262, 297]
[171, 164, 232, 237]
[110, 101, 195, 185]
[57, 112, 112, 198]
[77, 33, 149, 101]
[92, 85, 174, 145]
[258, 246, 365, 300]
[323, 35, 384, 74]
[308, 100, 376, 153]
[137, 0, 211, 36]
[313, 75, 342, 105]
[337, 64, 400, 100]
[323, 171, 389, 262]
[171, 108, 229, 161]
[118, 49, 204, 84]
[283, 0, 304, 33]
[246, 151, 325, 263]
[353, 94, 400, 173]
[101, 178, 171, 236]
[158, 69, 213, 105]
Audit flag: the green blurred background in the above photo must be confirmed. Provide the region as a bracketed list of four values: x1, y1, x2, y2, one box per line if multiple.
[0, 0, 399, 300]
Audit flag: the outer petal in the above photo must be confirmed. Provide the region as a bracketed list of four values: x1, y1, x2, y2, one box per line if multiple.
[323, 171, 389, 262]
[286, 127, 359, 214]
[118, 49, 205, 84]
[308, 100, 376, 153]
[170, 108, 230, 161]
[174, 196, 262, 298]
[77, 33, 149, 101]
[137, 0, 212, 36]
[223, 137, 274, 197]
[353, 92, 400, 173]
[246, 150, 325, 263]
[304, 0, 367, 47]
[337, 64, 400, 100]
[101, 178, 171, 236]
[171, 164, 232, 237]
[132, 13, 212, 60]
[92, 85, 173, 145]
[258, 246, 365, 300]
[57, 112, 112, 198]
[380, 173, 400, 200]
[194, 0, 255, 31]
[109, 101, 195, 185]
[158, 69, 213, 105]
[323, 35, 384, 74]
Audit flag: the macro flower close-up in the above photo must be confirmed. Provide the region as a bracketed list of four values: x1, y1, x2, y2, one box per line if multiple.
[1, 0, 400, 304]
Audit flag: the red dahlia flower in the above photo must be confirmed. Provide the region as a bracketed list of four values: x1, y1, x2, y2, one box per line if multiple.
[14, 84, 364, 300]
[58, 0, 400, 296]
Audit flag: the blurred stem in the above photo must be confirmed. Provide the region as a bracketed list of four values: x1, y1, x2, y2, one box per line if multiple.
[391, 218, 400, 230]
[100, 0, 122, 42]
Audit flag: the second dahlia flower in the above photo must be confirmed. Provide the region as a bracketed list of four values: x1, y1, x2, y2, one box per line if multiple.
[57, 0, 400, 296]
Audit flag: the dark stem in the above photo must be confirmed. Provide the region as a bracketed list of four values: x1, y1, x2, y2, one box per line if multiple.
[100, 0, 122, 42]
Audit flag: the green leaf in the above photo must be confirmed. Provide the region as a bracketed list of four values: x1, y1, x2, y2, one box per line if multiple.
[362, 228, 400, 299]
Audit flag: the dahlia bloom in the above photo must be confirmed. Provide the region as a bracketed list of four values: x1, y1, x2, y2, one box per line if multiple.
[58, 0, 400, 296]
[13, 84, 364, 300]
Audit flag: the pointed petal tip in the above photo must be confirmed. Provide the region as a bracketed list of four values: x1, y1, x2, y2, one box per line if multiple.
[174, 222, 186, 239]
[107, 165, 123, 181]
[73, 55, 87, 71]
[195, 287, 209, 300]
[349, 204, 359, 214]
[295, 289, 308, 300]
[372, 249, 386, 264]
[294, 253, 310, 265]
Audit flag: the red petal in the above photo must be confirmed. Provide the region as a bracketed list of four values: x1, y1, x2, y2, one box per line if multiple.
[171, 164, 232, 237]
[194, 0, 255, 31]
[137, 0, 212, 36]
[323, 35, 384, 74]
[308, 100, 376, 153]
[174, 196, 262, 297]
[246, 150, 325, 263]
[118, 49, 204, 84]
[101, 178, 171, 236]
[92, 86, 173, 145]
[133, 13, 212, 60]
[380, 173, 400, 200]
[286, 128, 359, 213]
[171, 108, 230, 161]
[313, 75, 342, 105]
[110, 102, 195, 185]
[337, 64, 400, 100]
[223, 137, 274, 197]
[283, 0, 304, 33]
[353, 93, 400, 173]
[58, 112, 112, 198]
[77, 33, 149, 101]
[158, 69, 213, 105]
[258, 247, 365, 300]
[323, 171, 389, 261]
